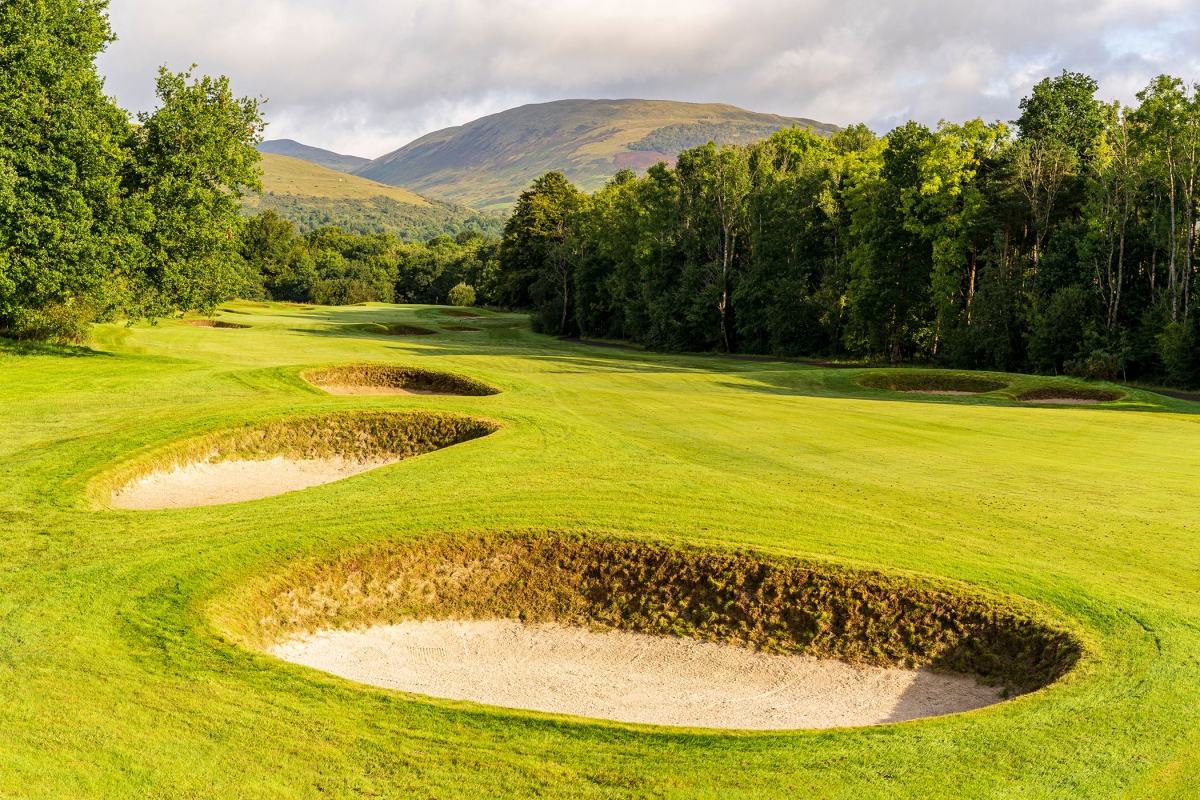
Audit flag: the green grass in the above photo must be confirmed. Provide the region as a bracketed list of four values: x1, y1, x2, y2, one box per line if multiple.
[2, 301, 1200, 798]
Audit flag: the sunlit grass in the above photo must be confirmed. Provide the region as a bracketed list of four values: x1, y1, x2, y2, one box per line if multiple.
[1, 302, 1198, 798]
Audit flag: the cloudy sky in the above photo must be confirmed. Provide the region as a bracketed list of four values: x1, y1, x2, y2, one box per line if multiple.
[96, 0, 1200, 159]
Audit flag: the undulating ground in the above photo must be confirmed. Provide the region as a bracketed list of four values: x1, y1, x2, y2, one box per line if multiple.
[1, 302, 1198, 798]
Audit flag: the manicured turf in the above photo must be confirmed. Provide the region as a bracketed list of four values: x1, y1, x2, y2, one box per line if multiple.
[2, 301, 1199, 798]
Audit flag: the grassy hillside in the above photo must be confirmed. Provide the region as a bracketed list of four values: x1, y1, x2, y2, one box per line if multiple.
[2, 303, 1199, 796]
[258, 139, 371, 173]
[244, 154, 503, 240]
[354, 99, 841, 211]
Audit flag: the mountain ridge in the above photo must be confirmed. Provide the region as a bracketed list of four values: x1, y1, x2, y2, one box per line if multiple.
[257, 139, 371, 173]
[351, 99, 840, 211]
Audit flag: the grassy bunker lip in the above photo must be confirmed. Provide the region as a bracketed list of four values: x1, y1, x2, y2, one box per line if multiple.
[439, 309, 486, 319]
[301, 364, 500, 396]
[97, 410, 498, 509]
[1015, 386, 1123, 404]
[355, 323, 437, 336]
[183, 319, 251, 329]
[229, 533, 1080, 697]
[442, 326, 483, 332]
[858, 371, 1009, 395]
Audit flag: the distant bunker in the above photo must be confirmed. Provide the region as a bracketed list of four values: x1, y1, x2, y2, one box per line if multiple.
[439, 310, 485, 319]
[108, 411, 495, 510]
[1015, 386, 1122, 405]
[302, 364, 500, 397]
[442, 326, 483, 332]
[356, 323, 436, 336]
[183, 319, 250, 329]
[858, 371, 1008, 396]
[245, 534, 1080, 730]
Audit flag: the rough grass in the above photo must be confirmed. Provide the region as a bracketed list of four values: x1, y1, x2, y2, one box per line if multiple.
[1016, 385, 1124, 402]
[858, 370, 1009, 393]
[91, 410, 498, 505]
[231, 533, 1079, 694]
[301, 364, 500, 396]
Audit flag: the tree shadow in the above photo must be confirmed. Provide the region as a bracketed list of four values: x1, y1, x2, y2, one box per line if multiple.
[880, 669, 1005, 724]
[0, 338, 111, 359]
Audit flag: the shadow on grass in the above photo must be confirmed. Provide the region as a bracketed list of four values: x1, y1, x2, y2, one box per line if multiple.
[0, 338, 111, 359]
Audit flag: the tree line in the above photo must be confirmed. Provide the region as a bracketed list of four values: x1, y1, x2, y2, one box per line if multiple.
[239, 210, 499, 307]
[498, 71, 1200, 387]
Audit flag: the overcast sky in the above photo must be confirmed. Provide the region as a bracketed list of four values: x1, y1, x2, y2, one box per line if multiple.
[95, 0, 1200, 159]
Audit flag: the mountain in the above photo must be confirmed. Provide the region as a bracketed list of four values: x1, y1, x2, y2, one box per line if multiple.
[243, 153, 503, 240]
[353, 99, 840, 211]
[257, 139, 371, 173]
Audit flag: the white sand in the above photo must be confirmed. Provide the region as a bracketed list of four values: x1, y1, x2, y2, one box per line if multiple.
[111, 456, 395, 510]
[272, 620, 1004, 729]
[315, 385, 416, 395]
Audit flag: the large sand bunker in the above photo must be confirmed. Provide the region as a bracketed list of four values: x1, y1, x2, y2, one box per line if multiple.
[301, 364, 499, 397]
[272, 620, 1002, 729]
[232, 534, 1080, 729]
[105, 411, 496, 510]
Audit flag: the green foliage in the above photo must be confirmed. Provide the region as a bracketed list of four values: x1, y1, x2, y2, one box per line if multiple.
[246, 192, 503, 241]
[0, 0, 129, 335]
[240, 218, 502, 307]
[0, 4, 264, 338]
[490, 70, 1200, 391]
[497, 171, 583, 321]
[447, 282, 476, 307]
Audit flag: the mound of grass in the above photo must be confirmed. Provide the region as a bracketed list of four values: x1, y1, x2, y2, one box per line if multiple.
[183, 320, 251, 329]
[301, 364, 500, 396]
[93, 410, 498, 505]
[232, 533, 1079, 694]
[1016, 385, 1123, 403]
[858, 370, 1009, 394]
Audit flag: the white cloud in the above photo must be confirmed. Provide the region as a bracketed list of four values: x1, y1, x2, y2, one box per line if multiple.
[95, 0, 1200, 158]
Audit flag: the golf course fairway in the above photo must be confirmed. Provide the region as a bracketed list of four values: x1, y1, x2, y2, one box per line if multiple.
[2, 301, 1199, 798]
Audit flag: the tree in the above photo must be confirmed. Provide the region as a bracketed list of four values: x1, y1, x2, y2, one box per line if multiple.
[496, 172, 582, 311]
[448, 282, 476, 307]
[123, 67, 265, 319]
[0, 0, 130, 340]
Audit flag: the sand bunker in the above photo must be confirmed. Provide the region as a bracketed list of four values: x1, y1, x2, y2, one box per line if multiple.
[273, 620, 1003, 729]
[1018, 397, 1103, 405]
[104, 411, 496, 510]
[302, 364, 499, 397]
[442, 326, 483, 332]
[183, 319, 250, 329]
[112, 456, 394, 510]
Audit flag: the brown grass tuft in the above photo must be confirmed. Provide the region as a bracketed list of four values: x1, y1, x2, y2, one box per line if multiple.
[858, 371, 1008, 394]
[183, 320, 251, 329]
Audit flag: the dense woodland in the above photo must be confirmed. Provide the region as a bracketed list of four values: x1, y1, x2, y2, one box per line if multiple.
[239, 211, 499, 306]
[497, 72, 1200, 387]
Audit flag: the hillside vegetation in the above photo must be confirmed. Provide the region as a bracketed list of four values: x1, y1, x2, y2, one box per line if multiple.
[353, 99, 839, 211]
[243, 154, 503, 240]
[258, 139, 371, 172]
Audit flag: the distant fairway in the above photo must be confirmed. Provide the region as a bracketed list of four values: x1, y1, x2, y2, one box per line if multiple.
[2, 303, 1200, 798]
